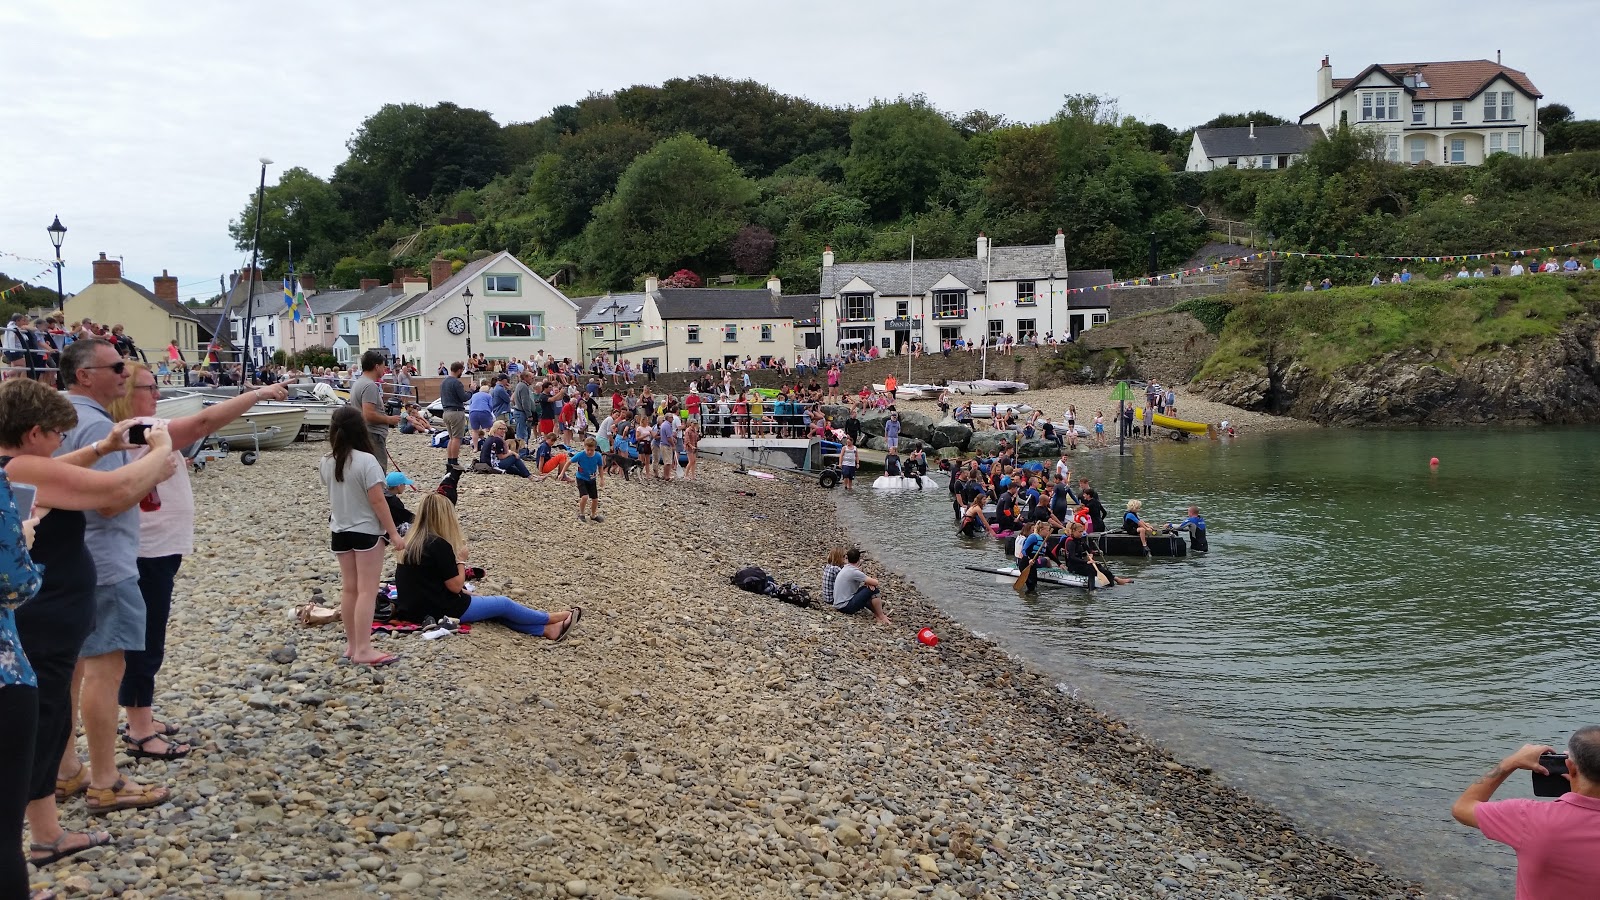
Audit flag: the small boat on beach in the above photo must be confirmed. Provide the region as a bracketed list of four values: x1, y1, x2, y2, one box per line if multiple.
[253, 398, 340, 432]
[210, 407, 307, 451]
[962, 564, 1092, 589]
[154, 392, 205, 420]
[950, 379, 1028, 395]
[872, 382, 942, 400]
[969, 403, 1033, 419]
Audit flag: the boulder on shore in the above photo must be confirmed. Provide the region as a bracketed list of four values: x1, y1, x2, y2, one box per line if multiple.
[858, 411, 890, 437]
[1018, 438, 1061, 459]
[895, 410, 935, 442]
[968, 431, 1015, 456]
[930, 417, 974, 452]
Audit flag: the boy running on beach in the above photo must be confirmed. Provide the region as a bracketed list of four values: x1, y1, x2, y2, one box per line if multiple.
[574, 437, 604, 522]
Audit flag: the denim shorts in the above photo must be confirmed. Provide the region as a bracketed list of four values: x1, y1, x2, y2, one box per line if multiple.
[80, 576, 146, 658]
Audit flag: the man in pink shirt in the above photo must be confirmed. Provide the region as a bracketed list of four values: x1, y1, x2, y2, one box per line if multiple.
[1452, 727, 1600, 898]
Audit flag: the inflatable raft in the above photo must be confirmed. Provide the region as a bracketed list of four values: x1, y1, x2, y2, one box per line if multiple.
[962, 564, 1093, 589]
[873, 473, 939, 491]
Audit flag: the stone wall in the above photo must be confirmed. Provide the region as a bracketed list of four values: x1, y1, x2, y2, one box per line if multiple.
[1102, 282, 1227, 318]
[1079, 311, 1218, 386]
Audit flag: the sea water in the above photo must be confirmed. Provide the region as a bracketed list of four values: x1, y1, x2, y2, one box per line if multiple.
[840, 427, 1600, 897]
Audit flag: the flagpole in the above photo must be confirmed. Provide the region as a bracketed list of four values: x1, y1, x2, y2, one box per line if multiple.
[288, 240, 296, 364]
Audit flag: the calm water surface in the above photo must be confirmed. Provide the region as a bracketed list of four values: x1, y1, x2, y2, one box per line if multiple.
[840, 427, 1600, 897]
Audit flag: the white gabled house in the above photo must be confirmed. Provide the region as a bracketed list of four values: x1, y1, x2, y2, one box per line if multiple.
[817, 231, 1116, 359]
[1299, 55, 1543, 166]
[382, 252, 581, 370]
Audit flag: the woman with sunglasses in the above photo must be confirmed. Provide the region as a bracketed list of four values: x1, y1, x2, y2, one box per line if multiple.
[108, 364, 287, 761]
[0, 379, 175, 873]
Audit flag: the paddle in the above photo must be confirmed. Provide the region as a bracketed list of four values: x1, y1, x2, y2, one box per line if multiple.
[1012, 559, 1034, 592]
[1087, 554, 1112, 588]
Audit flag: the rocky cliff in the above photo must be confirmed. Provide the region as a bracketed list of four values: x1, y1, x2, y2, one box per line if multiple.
[1194, 311, 1600, 426]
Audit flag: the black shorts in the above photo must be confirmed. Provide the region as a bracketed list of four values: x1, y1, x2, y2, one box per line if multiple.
[330, 530, 384, 552]
[576, 478, 598, 500]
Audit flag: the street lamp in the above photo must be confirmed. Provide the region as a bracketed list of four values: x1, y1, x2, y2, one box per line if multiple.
[462, 287, 473, 365]
[46, 216, 67, 312]
[610, 299, 621, 363]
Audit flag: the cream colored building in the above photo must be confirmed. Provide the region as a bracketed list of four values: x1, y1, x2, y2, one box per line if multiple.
[633, 277, 817, 373]
[1300, 55, 1543, 166]
[65, 253, 201, 359]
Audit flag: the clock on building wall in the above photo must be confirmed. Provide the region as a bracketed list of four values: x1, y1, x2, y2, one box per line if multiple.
[446, 316, 466, 335]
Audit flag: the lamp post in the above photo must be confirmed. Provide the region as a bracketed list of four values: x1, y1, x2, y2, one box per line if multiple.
[46, 216, 67, 312]
[611, 299, 621, 363]
[462, 287, 473, 365]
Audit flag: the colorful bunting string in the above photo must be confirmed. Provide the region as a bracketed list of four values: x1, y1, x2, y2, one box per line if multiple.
[0, 266, 56, 301]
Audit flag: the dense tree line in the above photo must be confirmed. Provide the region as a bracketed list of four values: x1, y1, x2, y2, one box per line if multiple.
[230, 76, 1600, 296]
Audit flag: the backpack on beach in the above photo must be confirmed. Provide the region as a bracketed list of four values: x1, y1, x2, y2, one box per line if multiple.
[731, 566, 815, 608]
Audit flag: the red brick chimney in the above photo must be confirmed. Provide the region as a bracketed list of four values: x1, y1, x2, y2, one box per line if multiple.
[297, 273, 316, 292]
[360, 278, 381, 291]
[153, 269, 178, 303]
[430, 257, 454, 288]
[92, 252, 122, 284]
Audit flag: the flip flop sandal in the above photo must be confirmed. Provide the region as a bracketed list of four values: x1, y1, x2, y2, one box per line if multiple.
[554, 607, 582, 643]
[30, 829, 112, 867]
[54, 765, 88, 802]
[352, 654, 400, 668]
[122, 731, 192, 760]
[85, 778, 171, 814]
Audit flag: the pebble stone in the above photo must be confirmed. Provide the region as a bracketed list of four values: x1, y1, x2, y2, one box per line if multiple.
[25, 438, 1423, 899]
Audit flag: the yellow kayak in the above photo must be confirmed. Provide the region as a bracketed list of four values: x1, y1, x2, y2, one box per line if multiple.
[1152, 412, 1210, 434]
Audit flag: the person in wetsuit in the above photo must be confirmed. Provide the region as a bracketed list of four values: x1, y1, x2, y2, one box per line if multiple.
[1082, 487, 1107, 533]
[1168, 504, 1208, 552]
[1063, 521, 1132, 587]
[958, 497, 991, 537]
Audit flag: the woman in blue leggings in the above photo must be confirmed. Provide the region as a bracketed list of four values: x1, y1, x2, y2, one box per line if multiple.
[393, 494, 580, 639]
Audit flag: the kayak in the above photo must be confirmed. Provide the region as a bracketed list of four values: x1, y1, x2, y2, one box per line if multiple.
[1152, 413, 1210, 435]
[962, 564, 1094, 589]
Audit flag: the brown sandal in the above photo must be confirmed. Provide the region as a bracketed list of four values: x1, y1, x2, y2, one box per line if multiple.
[85, 778, 170, 813]
[54, 765, 88, 802]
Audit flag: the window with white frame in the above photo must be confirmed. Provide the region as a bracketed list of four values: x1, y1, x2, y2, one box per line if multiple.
[1385, 134, 1400, 162]
[933, 290, 967, 319]
[895, 300, 908, 318]
[1508, 131, 1522, 156]
[1451, 102, 1465, 123]
[590, 325, 604, 338]
[687, 357, 701, 369]
[1489, 132, 1503, 154]
[1015, 280, 1036, 305]
[487, 312, 543, 339]
[484, 274, 520, 294]
[760, 324, 773, 342]
[1450, 139, 1466, 164]
[1361, 91, 1400, 121]
[1412, 103, 1425, 124]
[1409, 137, 1426, 164]
[723, 323, 737, 342]
[1091, 313, 1108, 325]
[987, 319, 1004, 342]
[1016, 319, 1037, 343]
[1227, 157, 1238, 168]
[1262, 155, 1275, 169]
[1484, 91, 1513, 121]
[686, 325, 701, 343]
[841, 293, 873, 321]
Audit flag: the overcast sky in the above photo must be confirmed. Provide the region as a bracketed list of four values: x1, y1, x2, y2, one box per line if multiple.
[3, 0, 1591, 302]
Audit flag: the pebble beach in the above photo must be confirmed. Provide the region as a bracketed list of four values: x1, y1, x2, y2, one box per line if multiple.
[29, 431, 1418, 900]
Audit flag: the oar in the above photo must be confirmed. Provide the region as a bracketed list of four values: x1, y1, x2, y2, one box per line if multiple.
[1012, 557, 1034, 592]
[1087, 553, 1112, 588]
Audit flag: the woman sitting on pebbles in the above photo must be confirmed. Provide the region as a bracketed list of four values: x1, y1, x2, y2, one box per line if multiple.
[395, 494, 580, 641]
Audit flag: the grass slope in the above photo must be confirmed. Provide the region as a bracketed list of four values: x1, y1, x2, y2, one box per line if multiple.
[1194, 273, 1598, 381]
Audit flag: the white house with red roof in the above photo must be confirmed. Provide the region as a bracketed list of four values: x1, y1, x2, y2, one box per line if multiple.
[1299, 55, 1543, 166]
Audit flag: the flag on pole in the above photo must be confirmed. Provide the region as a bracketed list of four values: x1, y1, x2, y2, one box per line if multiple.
[283, 272, 305, 322]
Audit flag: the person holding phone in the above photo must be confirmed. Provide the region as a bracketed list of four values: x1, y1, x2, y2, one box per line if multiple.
[108, 363, 287, 761]
[0, 469, 43, 898]
[0, 374, 175, 867]
[1452, 728, 1600, 896]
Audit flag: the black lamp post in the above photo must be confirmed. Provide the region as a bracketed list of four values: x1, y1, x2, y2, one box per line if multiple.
[462, 287, 473, 365]
[46, 216, 67, 312]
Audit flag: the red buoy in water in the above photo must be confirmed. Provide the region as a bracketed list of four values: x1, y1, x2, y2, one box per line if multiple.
[1430, 457, 1440, 468]
[916, 628, 938, 647]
